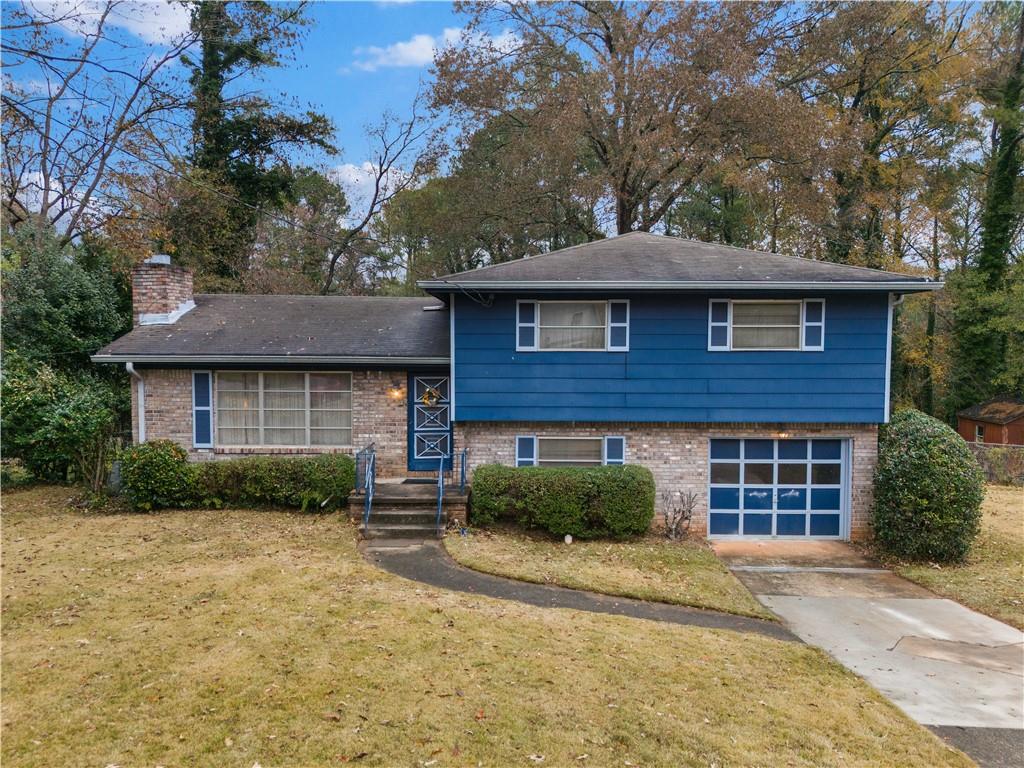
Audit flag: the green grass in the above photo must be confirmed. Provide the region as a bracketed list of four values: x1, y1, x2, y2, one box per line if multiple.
[891, 484, 1024, 629]
[1, 486, 969, 767]
[445, 525, 775, 620]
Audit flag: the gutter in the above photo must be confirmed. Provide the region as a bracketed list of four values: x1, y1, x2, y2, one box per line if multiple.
[94, 354, 450, 365]
[417, 279, 945, 292]
[125, 362, 145, 442]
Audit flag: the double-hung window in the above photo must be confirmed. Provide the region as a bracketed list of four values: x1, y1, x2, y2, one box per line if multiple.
[216, 372, 352, 447]
[516, 435, 626, 467]
[517, 300, 629, 351]
[708, 299, 825, 351]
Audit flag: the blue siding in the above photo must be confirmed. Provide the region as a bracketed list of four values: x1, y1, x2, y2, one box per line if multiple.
[452, 293, 890, 423]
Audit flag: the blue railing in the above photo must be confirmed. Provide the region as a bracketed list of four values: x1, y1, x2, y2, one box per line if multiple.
[355, 444, 376, 531]
[436, 455, 445, 535]
[457, 448, 468, 494]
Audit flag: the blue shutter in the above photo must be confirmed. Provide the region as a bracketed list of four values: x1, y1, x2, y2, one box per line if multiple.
[192, 371, 212, 448]
[604, 436, 625, 465]
[803, 300, 825, 351]
[708, 300, 730, 350]
[515, 435, 536, 466]
[608, 301, 629, 351]
[517, 301, 537, 350]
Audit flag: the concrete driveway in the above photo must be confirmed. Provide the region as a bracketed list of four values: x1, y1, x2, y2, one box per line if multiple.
[713, 540, 1024, 768]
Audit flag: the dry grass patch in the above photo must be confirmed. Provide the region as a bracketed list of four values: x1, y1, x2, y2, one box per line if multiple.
[1, 486, 968, 767]
[893, 484, 1024, 629]
[445, 525, 773, 620]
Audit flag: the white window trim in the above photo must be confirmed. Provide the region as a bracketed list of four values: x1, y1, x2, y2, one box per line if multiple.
[975, 424, 985, 443]
[515, 435, 626, 466]
[516, 300, 630, 352]
[192, 370, 213, 448]
[214, 370, 353, 449]
[707, 299, 826, 352]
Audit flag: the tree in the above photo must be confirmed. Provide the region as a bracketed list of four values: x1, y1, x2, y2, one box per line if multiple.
[777, 2, 974, 267]
[976, 2, 1024, 286]
[181, 0, 336, 288]
[1, 221, 130, 370]
[1, 0, 197, 241]
[434, 2, 829, 235]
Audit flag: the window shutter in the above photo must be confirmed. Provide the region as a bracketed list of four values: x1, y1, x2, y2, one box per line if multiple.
[608, 301, 629, 351]
[604, 436, 625, 465]
[803, 300, 825, 350]
[515, 435, 537, 466]
[192, 371, 213, 448]
[516, 301, 537, 350]
[708, 300, 730, 350]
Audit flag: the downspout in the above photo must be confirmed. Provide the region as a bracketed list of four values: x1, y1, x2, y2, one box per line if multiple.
[883, 294, 906, 424]
[126, 362, 146, 442]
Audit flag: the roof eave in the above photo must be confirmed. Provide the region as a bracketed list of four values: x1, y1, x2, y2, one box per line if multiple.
[418, 279, 944, 293]
[91, 354, 450, 365]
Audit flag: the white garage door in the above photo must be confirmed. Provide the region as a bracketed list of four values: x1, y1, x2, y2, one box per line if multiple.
[708, 438, 849, 539]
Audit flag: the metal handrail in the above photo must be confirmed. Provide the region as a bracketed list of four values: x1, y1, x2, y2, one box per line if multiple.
[356, 444, 376, 532]
[458, 448, 468, 494]
[436, 455, 445, 535]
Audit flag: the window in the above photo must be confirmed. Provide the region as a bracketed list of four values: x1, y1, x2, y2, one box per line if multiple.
[517, 300, 629, 351]
[975, 424, 985, 443]
[708, 299, 826, 351]
[216, 372, 352, 447]
[192, 371, 212, 448]
[516, 436, 626, 466]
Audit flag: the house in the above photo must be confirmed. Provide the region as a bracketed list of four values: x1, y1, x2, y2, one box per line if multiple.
[957, 397, 1024, 446]
[93, 233, 941, 540]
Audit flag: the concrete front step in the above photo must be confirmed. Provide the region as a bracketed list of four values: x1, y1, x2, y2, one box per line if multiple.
[362, 523, 444, 539]
[366, 509, 441, 525]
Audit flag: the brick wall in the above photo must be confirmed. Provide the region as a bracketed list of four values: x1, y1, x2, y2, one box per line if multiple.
[132, 369, 413, 479]
[455, 421, 878, 540]
[131, 258, 194, 325]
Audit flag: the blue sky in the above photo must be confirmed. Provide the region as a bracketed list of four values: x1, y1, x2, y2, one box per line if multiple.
[267, 1, 463, 166]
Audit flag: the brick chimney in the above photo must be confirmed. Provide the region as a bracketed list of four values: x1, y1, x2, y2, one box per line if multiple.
[131, 254, 195, 326]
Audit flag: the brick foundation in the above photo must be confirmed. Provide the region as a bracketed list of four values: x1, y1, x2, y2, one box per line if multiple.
[455, 421, 878, 540]
[132, 369, 415, 479]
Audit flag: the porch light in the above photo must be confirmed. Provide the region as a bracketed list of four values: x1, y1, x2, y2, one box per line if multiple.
[387, 383, 404, 400]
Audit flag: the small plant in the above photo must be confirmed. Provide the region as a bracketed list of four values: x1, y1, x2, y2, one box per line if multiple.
[119, 440, 195, 511]
[661, 488, 699, 540]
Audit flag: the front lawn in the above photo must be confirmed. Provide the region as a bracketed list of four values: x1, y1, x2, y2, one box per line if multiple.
[1, 487, 968, 767]
[445, 526, 774, 620]
[891, 484, 1024, 629]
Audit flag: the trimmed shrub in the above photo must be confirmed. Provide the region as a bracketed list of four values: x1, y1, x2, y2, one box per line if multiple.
[119, 440, 195, 511]
[119, 442, 356, 512]
[873, 409, 985, 562]
[193, 454, 355, 511]
[470, 464, 655, 539]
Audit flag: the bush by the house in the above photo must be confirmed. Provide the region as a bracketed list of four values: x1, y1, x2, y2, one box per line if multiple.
[1, 352, 123, 490]
[119, 440, 196, 511]
[193, 454, 355, 511]
[873, 409, 985, 562]
[119, 440, 355, 512]
[470, 464, 655, 539]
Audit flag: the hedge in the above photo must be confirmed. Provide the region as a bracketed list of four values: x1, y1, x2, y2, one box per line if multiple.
[119, 439, 355, 512]
[873, 409, 985, 562]
[470, 464, 655, 539]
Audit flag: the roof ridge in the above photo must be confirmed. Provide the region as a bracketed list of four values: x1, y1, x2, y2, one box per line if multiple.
[195, 293, 437, 300]
[430, 231, 933, 283]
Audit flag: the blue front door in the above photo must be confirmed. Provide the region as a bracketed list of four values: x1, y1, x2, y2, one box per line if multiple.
[408, 374, 452, 472]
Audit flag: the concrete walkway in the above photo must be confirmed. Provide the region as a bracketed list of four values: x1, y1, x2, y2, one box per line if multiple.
[364, 540, 797, 642]
[714, 540, 1024, 768]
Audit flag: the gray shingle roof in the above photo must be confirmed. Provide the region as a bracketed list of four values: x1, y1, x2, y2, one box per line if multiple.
[94, 295, 449, 362]
[419, 232, 941, 292]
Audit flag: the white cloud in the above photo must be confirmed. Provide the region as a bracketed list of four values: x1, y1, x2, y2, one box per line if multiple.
[348, 27, 518, 73]
[331, 161, 411, 223]
[350, 27, 463, 72]
[26, 0, 191, 45]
